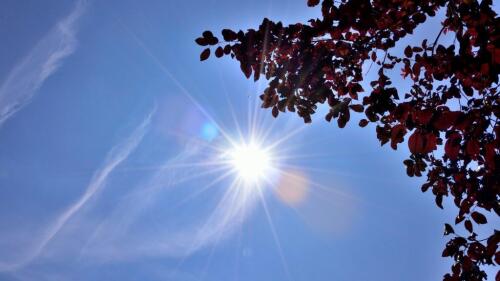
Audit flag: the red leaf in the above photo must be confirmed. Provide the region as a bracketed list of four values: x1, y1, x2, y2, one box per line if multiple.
[435, 195, 443, 209]
[240, 63, 252, 78]
[423, 133, 437, 153]
[485, 143, 496, 169]
[444, 224, 455, 235]
[413, 109, 433, 125]
[202, 31, 218, 45]
[465, 140, 480, 160]
[215, 46, 224, 58]
[272, 106, 279, 118]
[494, 48, 500, 64]
[349, 104, 364, 112]
[412, 63, 421, 79]
[195, 37, 208, 46]
[465, 220, 473, 233]
[221, 29, 238, 41]
[442, 246, 453, 257]
[325, 111, 333, 122]
[480, 63, 489, 75]
[471, 212, 487, 224]
[200, 48, 210, 61]
[408, 131, 434, 154]
[445, 132, 461, 160]
[404, 45, 413, 57]
[359, 119, 369, 127]
[433, 111, 461, 130]
[455, 214, 465, 224]
[337, 114, 347, 128]
[408, 131, 419, 154]
[307, 0, 320, 7]
[390, 124, 407, 150]
[202, 30, 214, 38]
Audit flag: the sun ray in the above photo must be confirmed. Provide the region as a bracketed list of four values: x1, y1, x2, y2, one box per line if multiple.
[217, 69, 245, 144]
[116, 17, 241, 150]
[255, 181, 293, 281]
[266, 125, 306, 151]
[198, 178, 243, 281]
[169, 177, 242, 278]
[109, 16, 352, 281]
[172, 169, 234, 208]
[276, 162, 352, 176]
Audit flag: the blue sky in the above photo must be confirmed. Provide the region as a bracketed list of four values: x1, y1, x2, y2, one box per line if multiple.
[0, 1, 496, 280]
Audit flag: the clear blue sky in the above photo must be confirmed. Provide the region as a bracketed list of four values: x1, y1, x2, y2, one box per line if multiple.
[0, 1, 495, 280]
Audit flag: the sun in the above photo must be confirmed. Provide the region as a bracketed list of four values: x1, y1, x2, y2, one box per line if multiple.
[227, 142, 273, 184]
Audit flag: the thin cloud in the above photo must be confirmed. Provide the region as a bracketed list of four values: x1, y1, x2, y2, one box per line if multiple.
[0, 108, 154, 271]
[0, 0, 86, 127]
[78, 142, 258, 262]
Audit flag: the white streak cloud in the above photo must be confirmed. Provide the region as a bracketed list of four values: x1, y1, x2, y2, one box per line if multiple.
[0, 0, 86, 127]
[78, 142, 258, 262]
[0, 108, 154, 271]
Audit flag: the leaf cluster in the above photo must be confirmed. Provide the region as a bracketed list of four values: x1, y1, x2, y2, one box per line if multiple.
[196, 0, 500, 279]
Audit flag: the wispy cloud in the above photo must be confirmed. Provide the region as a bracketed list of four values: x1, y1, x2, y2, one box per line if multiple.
[0, 108, 154, 271]
[0, 0, 86, 127]
[77, 145, 257, 262]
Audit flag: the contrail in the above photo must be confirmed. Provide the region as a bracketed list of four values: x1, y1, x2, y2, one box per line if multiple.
[0, 108, 154, 271]
[0, 0, 86, 127]
[77, 144, 258, 262]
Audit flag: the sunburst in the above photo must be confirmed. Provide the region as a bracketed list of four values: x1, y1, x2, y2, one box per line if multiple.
[120, 25, 330, 281]
[226, 141, 274, 184]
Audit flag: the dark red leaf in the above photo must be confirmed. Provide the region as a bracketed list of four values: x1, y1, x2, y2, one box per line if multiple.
[445, 132, 461, 160]
[338, 114, 347, 128]
[435, 195, 443, 209]
[408, 131, 434, 154]
[221, 29, 238, 41]
[325, 111, 333, 122]
[465, 140, 480, 160]
[359, 119, 369, 127]
[465, 220, 473, 233]
[240, 63, 252, 78]
[349, 104, 364, 112]
[307, 0, 320, 6]
[433, 111, 461, 130]
[455, 214, 465, 225]
[413, 109, 433, 125]
[200, 48, 210, 61]
[423, 133, 437, 153]
[215, 46, 224, 58]
[471, 212, 487, 224]
[195, 37, 208, 46]
[442, 242, 456, 257]
[272, 106, 279, 118]
[444, 223, 455, 235]
[404, 45, 413, 57]
[390, 124, 407, 150]
[202, 30, 214, 39]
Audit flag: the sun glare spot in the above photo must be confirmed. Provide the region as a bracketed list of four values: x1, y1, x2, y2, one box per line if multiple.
[228, 143, 273, 184]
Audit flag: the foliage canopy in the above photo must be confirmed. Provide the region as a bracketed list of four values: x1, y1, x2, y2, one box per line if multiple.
[196, 0, 500, 280]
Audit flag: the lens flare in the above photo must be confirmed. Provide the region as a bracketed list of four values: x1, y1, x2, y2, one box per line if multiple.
[274, 169, 309, 206]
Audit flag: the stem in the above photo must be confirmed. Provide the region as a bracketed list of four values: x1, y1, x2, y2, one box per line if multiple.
[431, 26, 446, 55]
